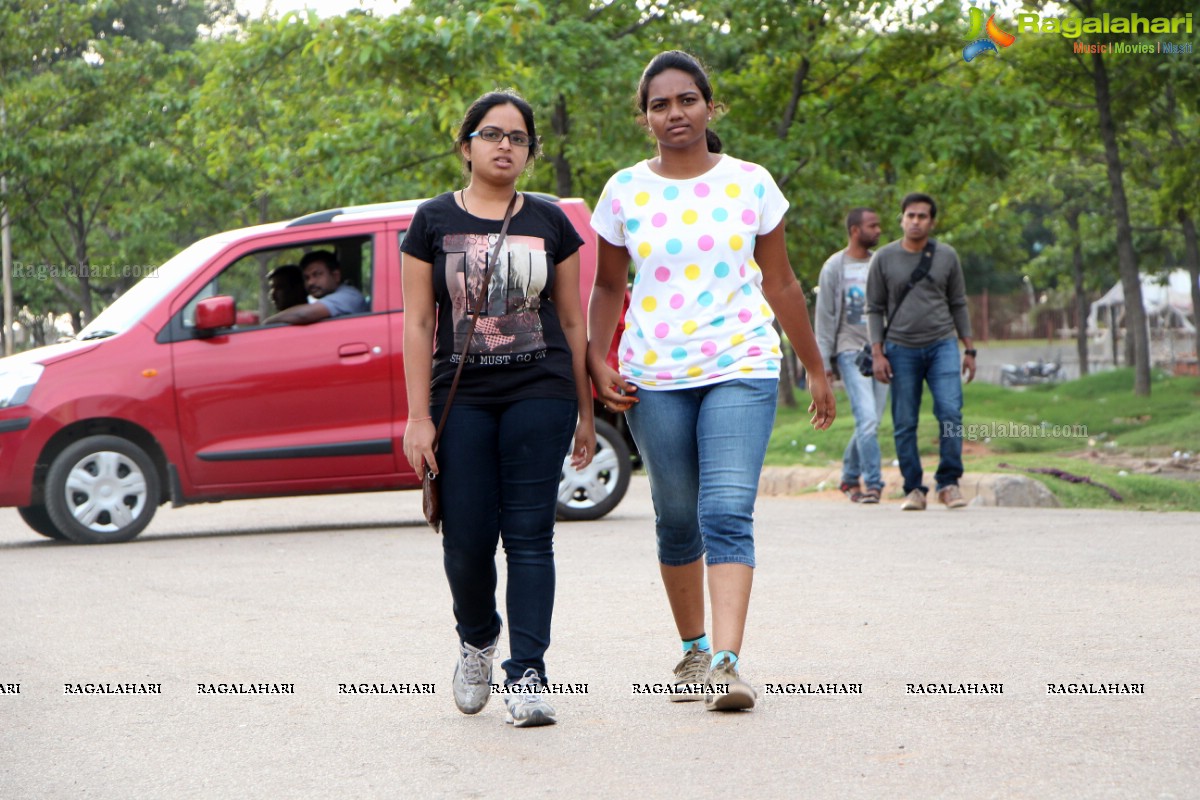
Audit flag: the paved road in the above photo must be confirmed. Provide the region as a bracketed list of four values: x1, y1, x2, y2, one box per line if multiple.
[2, 477, 1197, 799]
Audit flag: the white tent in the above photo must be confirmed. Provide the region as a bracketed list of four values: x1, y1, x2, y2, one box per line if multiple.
[1089, 269, 1197, 333]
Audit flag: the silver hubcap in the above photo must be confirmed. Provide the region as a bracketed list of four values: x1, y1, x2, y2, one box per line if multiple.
[559, 439, 619, 509]
[63, 451, 148, 532]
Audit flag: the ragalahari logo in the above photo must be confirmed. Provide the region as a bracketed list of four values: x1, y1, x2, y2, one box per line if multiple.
[963, 2, 1016, 62]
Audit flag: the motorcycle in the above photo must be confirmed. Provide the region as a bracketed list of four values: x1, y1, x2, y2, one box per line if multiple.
[1000, 358, 1062, 386]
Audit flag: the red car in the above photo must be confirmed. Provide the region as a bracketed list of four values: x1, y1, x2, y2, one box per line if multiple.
[0, 196, 631, 543]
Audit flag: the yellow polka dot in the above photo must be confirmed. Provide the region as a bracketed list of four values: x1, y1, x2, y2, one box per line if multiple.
[641, 296, 657, 312]
[645, 350, 659, 365]
[727, 291, 737, 303]
[771, 346, 780, 354]
[637, 242, 651, 259]
[739, 365, 753, 374]
[682, 320, 698, 335]
[747, 257, 760, 271]
[731, 333, 745, 346]
[685, 264, 701, 280]
[682, 210, 698, 224]
[635, 192, 650, 206]
[730, 235, 744, 251]
[725, 184, 741, 198]
[644, 379, 657, 387]
[761, 304, 771, 317]
[687, 366, 703, 378]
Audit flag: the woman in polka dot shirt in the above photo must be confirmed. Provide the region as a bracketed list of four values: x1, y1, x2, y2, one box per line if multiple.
[587, 50, 835, 711]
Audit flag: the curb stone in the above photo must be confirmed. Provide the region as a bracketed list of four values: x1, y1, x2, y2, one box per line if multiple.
[759, 466, 1062, 508]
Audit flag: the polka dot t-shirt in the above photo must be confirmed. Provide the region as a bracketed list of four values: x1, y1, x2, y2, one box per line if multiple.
[591, 155, 789, 390]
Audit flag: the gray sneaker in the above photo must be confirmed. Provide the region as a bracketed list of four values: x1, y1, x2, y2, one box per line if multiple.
[452, 635, 498, 715]
[704, 659, 757, 711]
[504, 668, 557, 727]
[670, 644, 712, 702]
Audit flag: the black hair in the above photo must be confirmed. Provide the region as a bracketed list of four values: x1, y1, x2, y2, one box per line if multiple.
[901, 192, 938, 219]
[268, 263, 303, 285]
[845, 207, 876, 234]
[299, 250, 339, 273]
[637, 50, 722, 154]
[456, 90, 540, 172]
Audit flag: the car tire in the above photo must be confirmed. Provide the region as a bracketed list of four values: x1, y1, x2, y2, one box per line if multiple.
[18, 504, 70, 540]
[556, 418, 631, 522]
[44, 435, 161, 544]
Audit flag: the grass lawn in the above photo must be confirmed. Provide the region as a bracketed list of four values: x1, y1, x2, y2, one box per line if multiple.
[769, 369, 1200, 511]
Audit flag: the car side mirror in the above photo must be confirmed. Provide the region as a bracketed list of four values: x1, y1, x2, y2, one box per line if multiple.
[194, 296, 236, 332]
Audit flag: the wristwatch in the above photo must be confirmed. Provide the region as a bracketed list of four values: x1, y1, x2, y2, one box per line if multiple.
[964, 349, 977, 357]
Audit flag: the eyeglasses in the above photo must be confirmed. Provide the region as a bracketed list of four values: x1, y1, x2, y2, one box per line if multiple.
[468, 127, 537, 148]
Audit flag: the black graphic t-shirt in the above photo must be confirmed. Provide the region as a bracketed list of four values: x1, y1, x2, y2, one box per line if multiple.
[402, 192, 584, 405]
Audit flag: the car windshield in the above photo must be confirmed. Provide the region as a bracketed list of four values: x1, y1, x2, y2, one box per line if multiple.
[77, 238, 230, 340]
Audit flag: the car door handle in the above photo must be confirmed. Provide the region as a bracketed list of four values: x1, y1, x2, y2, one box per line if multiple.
[338, 343, 371, 358]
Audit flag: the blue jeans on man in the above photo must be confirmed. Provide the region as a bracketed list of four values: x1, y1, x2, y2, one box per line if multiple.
[835, 351, 889, 491]
[885, 337, 964, 495]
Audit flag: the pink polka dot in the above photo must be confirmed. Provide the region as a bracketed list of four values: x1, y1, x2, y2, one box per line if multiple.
[655, 267, 671, 282]
[656, 371, 673, 381]
[652, 212, 668, 227]
[654, 322, 669, 338]
[694, 183, 710, 198]
[701, 341, 717, 356]
[738, 309, 752, 323]
[742, 209, 756, 224]
[747, 346, 762, 357]
[739, 265, 747, 277]
[624, 348, 634, 361]
[670, 294, 684, 309]
[698, 235, 715, 251]
[741, 163, 756, 172]
[611, 199, 621, 214]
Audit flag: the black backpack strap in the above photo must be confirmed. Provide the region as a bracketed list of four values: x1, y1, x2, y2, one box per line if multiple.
[882, 241, 936, 341]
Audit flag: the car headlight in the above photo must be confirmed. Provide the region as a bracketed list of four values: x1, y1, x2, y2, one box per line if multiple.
[0, 363, 43, 408]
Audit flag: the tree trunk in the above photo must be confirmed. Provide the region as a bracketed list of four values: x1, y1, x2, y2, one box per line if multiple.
[1089, 50, 1150, 394]
[551, 94, 572, 198]
[1067, 210, 1089, 376]
[1180, 209, 1200, 374]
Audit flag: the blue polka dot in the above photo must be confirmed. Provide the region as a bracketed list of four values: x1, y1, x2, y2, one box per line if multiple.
[754, 183, 765, 198]
[717, 355, 734, 368]
[617, 172, 633, 183]
[671, 347, 688, 361]
[633, 271, 641, 284]
[741, 284, 753, 296]
[631, 367, 643, 377]
[753, 326, 766, 337]
[664, 186, 679, 200]
[714, 262, 730, 278]
[627, 219, 640, 233]
[713, 208, 728, 222]
[698, 292, 714, 307]
[636, 328, 645, 338]
[711, 315, 725, 326]
[666, 239, 683, 255]
[766, 360, 779, 371]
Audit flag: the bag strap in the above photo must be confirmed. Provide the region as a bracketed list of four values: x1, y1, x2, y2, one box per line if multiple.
[881, 241, 936, 342]
[431, 192, 519, 449]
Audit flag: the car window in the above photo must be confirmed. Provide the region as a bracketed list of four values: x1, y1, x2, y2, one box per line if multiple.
[181, 235, 375, 332]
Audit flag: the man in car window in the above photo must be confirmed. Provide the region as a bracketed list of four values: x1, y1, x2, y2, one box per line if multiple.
[266, 250, 368, 324]
[267, 264, 307, 313]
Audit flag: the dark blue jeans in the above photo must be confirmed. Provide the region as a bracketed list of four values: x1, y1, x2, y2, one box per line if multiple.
[434, 398, 576, 685]
[886, 337, 964, 495]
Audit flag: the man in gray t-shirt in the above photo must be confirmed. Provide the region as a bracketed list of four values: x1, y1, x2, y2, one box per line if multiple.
[266, 250, 368, 325]
[866, 193, 975, 511]
[816, 207, 888, 503]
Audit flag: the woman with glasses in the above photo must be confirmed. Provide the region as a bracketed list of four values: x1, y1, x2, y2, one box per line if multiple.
[587, 51, 835, 711]
[401, 90, 595, 728]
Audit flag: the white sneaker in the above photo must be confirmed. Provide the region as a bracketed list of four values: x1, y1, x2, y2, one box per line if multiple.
[452, 635, 498, 715]
[504, 668, 557, 727]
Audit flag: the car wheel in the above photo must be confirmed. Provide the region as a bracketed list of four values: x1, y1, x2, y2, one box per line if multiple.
[557, 418, 631, 521]
[44, 435, 161, 544]
[18, 504, 69, 540]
